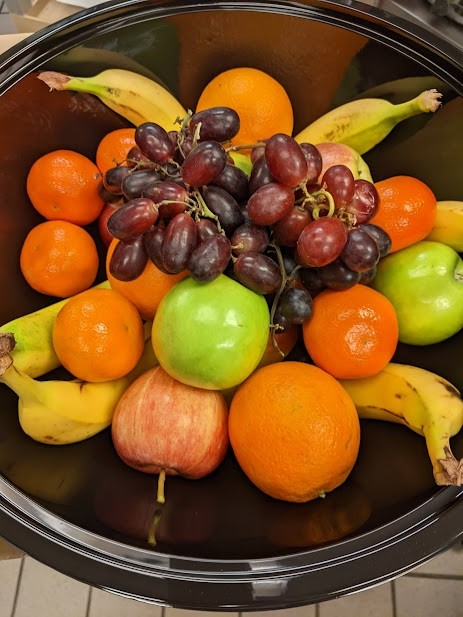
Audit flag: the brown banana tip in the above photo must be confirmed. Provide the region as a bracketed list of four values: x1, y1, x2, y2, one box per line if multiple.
[0, 332, 16, 356]
[37, 71, 70, 91]
[421, 89, 443, 113]
[436, 445, 463, 486]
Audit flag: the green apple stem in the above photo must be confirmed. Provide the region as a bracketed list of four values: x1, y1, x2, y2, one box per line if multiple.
[157, 468, 166, 504]
[147, 509, 163, 546]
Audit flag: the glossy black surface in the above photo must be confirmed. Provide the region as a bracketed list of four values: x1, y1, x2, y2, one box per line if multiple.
[0, 0, 463, 610]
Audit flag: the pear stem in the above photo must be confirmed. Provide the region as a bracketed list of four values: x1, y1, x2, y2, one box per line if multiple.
[157, 468, 166, 504]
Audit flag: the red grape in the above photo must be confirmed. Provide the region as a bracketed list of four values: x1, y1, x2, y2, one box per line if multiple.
[345, 179, 379, 224]
[341, 228, 380, 273]
[233, 252, 282, 295]
[189, 107, 240, 143]
[272, 206, 312, 247]
[321, 164, 355, 208]
[249, 155, 276, 194]
[181, 141, 227, 187]
[109, 237, 148, 281]
[247, 182, 295, 226]
[188, 234, 232, 282]
[107, 198, 158, 241]
[122, 169, 163, 200]
[265, 134, 308, 188]
[300, 143, 323, 183]
[296, 217, 348, 267]
[135, 122, 175, 165]
[230, 222, 269, 256]
[161, 212, 197, 273]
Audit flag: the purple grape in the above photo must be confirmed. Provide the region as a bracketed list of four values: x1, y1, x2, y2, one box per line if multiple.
[181, 141, 227, 187]
[211, 163, 249, 203]
[299, 267, 326, 296]
[135, 122, 175, 165]
[249, 155, 276, 194]
[142, 180, 189, 219]
[277, 287, 313, 325]
[196, 218, 220, 243]
[122, 169, 163, 200]
[300, 143, 323, 183]
[296, 217, 348, 267]
[107, 198, 158, 241]
[109, 237, 148, 281]
[188, 234, 232, 282]
[189, 107, 240, 143]
[318, 259, 361, 290]
[103, 165, 131, 194]
[247, 182, 295, 226]
[144, 226, 169, 272]
[265, 133, 308, 188]
[126, 146, 153, 168]
[359, 265, 378, 285]
[345, 179, 379, 224]
[201, 185, 244, 235]
[359, 223, 392, 258]
[161, 212, 197, 273]
[321, 165, 355, 208]
[230, 223, 269, 256]
[341, 228, 380, 273]
[272, 207, 312, 247]
[233, 252, 282, 295]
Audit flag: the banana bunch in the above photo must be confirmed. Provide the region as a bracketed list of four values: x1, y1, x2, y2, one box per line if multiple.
[0, 330, 157, 445]
[295, 89, 442, 154]
[0, 281, 110, 378]
[340, 364, 463, 486]
[37, 69, 187, 131]
[426, 201, 463, 252]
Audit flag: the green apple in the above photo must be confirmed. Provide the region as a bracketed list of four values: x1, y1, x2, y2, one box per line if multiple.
[372, 240, 463, 345]
[152, 275, 270, 389]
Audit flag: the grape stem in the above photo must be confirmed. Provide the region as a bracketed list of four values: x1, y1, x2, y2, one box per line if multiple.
[225, 142, 266, 152]
[191, 189, 225, 234]
[299, 184, 336, 219]
[269, 241, 289, 358]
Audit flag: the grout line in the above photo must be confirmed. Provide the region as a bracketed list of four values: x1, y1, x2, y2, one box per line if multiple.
[315, 602, 320, 617]
[161, 606, 166, 617]
[405, 571, 463, 581]
[10, 556, 25, 617]
[85, 586, 93, 617]
[391, 580, 398, 617]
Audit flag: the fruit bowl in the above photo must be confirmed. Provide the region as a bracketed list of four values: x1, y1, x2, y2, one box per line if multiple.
[1, 0, 463, 611]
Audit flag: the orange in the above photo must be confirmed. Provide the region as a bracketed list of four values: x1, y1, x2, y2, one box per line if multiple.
[106, 239, 187, 320]
[52, 288, 145, 382]
[26, 149, 104, 225]
[228, 361, 360, 503]
[20, 220, 99, 298]
[302, 285, 399, 380]
[371, 175, 437, 253]
[196, 67, 294, 149]
[96, 128, 136, 174]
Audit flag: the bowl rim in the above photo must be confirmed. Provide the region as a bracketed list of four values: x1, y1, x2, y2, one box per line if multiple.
[1, 0, 463, 610]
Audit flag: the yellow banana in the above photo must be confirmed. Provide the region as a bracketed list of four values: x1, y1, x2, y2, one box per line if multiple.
[426, 201, 463, 252]
[37, 69, 187, 131]
[0, 281, 110, 378]
[340, 363, 463, 486]
[0, 330, 157, 445]
[295, 89, 442, 154]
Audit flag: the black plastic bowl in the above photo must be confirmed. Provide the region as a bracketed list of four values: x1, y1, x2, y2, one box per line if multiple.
[1, 1, 463, 611]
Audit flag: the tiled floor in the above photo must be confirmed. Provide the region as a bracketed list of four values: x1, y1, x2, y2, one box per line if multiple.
[1, 545, 463, 616]
[2, 1, 463, 616]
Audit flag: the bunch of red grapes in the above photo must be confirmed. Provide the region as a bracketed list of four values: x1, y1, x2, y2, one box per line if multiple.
[103, 106, 391, 331]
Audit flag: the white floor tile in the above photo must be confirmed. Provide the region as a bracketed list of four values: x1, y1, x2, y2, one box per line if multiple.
[252, 605, 316, 616]
[412, 544, 463, 576]
[89, 587, 162, 616]
[395, 576, 463, 617]
[319, 583, 393, 617]
[0, 557, 21, 617]
[13, 556, 90, 617]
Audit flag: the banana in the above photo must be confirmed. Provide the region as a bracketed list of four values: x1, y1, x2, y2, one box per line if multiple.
[295, 89, 442, 154]
[339, 363, 463, 486]
[0, 281, 110, 378]
[426, 201, 463, 252]
[37, 69, 187, 131]
[0, 329, 157, 445]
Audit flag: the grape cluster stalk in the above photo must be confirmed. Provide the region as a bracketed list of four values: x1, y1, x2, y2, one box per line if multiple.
[102, 105, 392, 347]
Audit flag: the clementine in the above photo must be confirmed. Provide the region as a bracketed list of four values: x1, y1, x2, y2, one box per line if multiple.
[96, 128, 136, 174]
[52, 288, 145, 382]
[196, 67, 294, 149]
[229, 361, 360, 503]
[371, 175, 437, 253]
[20, 220, 99, 298]
[302, 285, 399, 379]
[106, 239, 187, 320]
[26, 149, 104, 225]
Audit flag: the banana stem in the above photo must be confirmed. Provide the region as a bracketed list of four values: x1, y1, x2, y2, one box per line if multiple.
[157, 468, 166, 504]
[37, 71, 109, 98]
[425, 425, 463, 486]
[390, 89, 442, 122]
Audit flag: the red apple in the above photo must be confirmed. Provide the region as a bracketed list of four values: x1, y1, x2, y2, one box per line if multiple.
[258, 326, 300, 368]
[316, 142, 371, 182]
[98, 202, 122, 248]
[111, 366, 229, 501]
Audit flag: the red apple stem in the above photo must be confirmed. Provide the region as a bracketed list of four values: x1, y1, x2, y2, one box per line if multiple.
[147, 509, 162, 546]
[157, 469, 166, 504]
